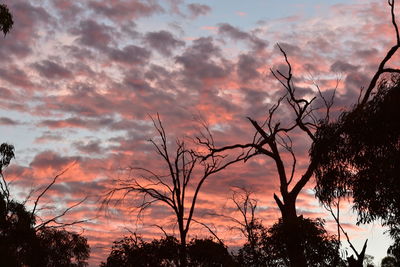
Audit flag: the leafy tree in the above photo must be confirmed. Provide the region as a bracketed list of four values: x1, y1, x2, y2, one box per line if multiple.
[100, 235, 180, 267]
[101, 235, 236, 267]
[381, 255, 398, 267]
[0, 3, 13, 36]
[387, 231, 400, 265]
[312, 77, 400, 227]
[312, 0, 400, 224]
[311, 3, 400, 263]
[187, 237, 237, 267]
[0, 191, 37, 267]
[0, 189, 90, 267]
[236, 217, 344, 267]
[0, 143, 90, 267]
[36, 227, 90, 267]
[306, 1, 400, 265]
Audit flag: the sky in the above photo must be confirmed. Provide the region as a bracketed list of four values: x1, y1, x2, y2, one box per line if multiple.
[0, 0, 397, 266]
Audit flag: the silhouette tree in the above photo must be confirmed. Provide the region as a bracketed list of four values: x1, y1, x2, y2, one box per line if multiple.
[200, 43, 336, 266]
[100, 234, 180, 267]
[0, 143, 90, 267]
[387, 234, 400, 265]
[381, 255, 398, 267]
[324, 201, 368, 267]
[0, 184, 90, 267]
[230, 189, 265, 266]
[0, 191, 37, 266]
[311, 1, 400, 261]
[187, 237, 237, 267]
[312, 77, 400, 227]
[35, 227, 90, 267]
[235, 217, 344, 267]
[101, 234, 236, 267]
[201, 1, 400, 266]
[230, 190, 343, 266]
[0, 3, 13, 36]
[103, 115, 250, 267]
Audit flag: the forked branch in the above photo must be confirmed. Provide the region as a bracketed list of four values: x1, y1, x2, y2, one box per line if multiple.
[362, 0, 400, 105]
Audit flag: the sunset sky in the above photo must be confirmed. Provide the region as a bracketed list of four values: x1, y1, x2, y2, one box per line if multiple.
[0, 0, 397, 265]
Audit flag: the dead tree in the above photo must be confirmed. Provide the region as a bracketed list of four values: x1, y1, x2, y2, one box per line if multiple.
[231, 188, 260, 249]
[103, 115, 253, 267]
[229, 188, 266, 266]
[200, 43, 336, 266]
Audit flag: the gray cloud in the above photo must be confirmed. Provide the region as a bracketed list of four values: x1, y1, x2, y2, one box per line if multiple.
[71, 19, 114, 50]
[330, 60, 359, 73]
[237, 53, 261, 82]
[33, 60, 73, 80]
[144, 30, 185, 56]
[218, 23, 268, 51]
[0, 117, 20, 126]
[187, 3, 211, 18]
[108, 45, 151, 65]
[87, 0, 163, 22]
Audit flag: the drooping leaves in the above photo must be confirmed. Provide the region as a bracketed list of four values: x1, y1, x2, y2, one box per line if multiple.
[312, 75, 400, 227]
[0, 4, 13, 36]
[0, 143, 15, 172]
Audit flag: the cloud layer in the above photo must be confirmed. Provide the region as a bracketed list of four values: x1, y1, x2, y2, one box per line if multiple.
[0, 0, 394, 265]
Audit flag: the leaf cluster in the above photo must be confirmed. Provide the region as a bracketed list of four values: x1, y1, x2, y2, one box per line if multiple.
[101, 235, 236, 267]
[0, 4, 13, 36]
[0, 191, 90, 267]
[312, 75, 400, 227]
[0, 143, 90, 267]
[236, 216, 344, 267]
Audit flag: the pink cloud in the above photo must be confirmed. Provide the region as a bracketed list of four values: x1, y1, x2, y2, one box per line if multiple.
[1, 0, 396, 265]
[87, 0, 163, 22]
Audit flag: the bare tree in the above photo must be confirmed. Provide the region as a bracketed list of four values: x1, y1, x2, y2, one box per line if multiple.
[103, 114, 252, 267]
[229, 188, 265, 266]
[230, 188, 260, 248]
[200, 43, 336, 266]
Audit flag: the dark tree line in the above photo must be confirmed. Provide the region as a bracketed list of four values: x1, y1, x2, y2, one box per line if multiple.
[100, 216, 343, 267]
[100, 235, 236, 267]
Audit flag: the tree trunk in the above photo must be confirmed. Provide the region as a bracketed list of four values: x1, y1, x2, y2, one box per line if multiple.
[277, 197, 308, 267]
[179, 221, 188, 267]
[180, 236, 187, 267]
